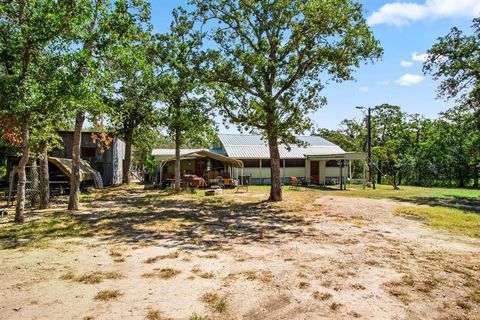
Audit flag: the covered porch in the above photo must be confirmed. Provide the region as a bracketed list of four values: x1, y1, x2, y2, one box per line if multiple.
[305, 152, 367, 187]
[155, 150, 244, 188]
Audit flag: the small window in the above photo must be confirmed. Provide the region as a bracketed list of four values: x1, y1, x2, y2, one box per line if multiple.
[261, 159, 271, 168]
[326, 160, 339, 167]
[241, 159, 260, 168]
[284, 159, 305, 167]
[81, 147, 96, 158]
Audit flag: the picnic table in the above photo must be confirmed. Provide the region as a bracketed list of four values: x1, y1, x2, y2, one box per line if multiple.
[166, 175, 207, 188]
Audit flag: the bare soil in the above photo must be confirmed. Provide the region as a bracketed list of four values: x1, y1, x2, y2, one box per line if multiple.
[0, 189, 479, 320]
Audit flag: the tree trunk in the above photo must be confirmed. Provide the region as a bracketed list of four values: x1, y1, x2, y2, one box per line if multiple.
[458, 169, 465, 188]
[267, 134, 282, 201]
[174, 126, 181, 193]
[123, 129, 133, 184]
[474, 166, 479, 189]
[30, 158, 39, 208]
[39, 141, 50, 209]
[15, 124, 30, 223]
[377, 162, 382, 184]
[68, 110, 85, 211]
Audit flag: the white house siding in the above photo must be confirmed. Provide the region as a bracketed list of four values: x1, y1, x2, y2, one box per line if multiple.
[239, 160, 348, 185]
[325, 167, 342, 183]
[240, 165, 307, 185]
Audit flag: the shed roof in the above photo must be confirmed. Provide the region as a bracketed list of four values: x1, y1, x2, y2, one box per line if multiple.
[48, 157, 96, 181]
[158, 150, 243, 168]
[152, 148, 205, 159]
[217, 134, 346, 159]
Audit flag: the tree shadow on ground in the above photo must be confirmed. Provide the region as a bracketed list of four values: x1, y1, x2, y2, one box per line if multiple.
[392, 195, 480, 214]
[0, 189, 315, 251]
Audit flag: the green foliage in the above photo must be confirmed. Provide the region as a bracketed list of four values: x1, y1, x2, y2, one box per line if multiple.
[423, 17, 480, 107]
[106, 22, 159, 138]
[318, 103, 480, 188]
[194, 0, 382, 143]
[154, 7, 217, 145]
[423, 16, 480, 188]
[192, 0, 381, 200]
[66, 0, 153, 119]
[0, 163, 6, 180]
[0, 0, 80, 149]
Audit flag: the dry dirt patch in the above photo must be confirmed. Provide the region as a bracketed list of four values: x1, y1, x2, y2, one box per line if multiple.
[0, 191, 479, 319]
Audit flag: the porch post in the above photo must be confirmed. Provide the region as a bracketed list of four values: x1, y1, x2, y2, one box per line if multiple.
[159, 161, 164, 185]
[259, 159, 262, 185]
[339, 161, 342, 190]
[349, 159, 352, 181]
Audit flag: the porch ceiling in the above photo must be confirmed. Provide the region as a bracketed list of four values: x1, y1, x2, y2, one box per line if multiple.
[159, 150, 244, 168]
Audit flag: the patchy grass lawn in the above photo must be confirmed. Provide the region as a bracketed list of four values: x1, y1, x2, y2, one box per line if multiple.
[394, 205, 480, 238]
[250, 184, 480, 213]
[0, 184, 479, 319]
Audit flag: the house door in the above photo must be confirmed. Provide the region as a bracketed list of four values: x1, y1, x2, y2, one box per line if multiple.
[195, 158, 207, 176]
[310, 161, 319, 184]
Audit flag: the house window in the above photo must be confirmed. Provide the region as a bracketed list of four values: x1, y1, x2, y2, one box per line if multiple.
[81, 147, 96, 158]
[261, 159, 271, 168]
[326, 160, 339, 167]
[284, 159, 305, 167]
[242, 159, 260, 168]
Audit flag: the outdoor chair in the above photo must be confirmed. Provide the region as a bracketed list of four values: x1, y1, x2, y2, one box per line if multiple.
[289, 176, 300, 190]
[236, 175, 250, 193]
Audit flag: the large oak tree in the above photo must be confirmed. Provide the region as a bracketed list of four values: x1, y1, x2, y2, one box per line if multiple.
[155, 8, 216, 193]
[0, 0, 79, 221]
[193, 0, 382, 201]
[67, 0, 151, 210]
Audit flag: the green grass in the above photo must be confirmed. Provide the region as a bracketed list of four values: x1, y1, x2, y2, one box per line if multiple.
[342, 184, 479, 202]
[249, 184, 480, 202]
[394, 205, 480, 238]
[250, 184, 480, 213]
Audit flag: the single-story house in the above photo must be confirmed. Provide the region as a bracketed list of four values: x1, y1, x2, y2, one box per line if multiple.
[152, 134, 366, 186]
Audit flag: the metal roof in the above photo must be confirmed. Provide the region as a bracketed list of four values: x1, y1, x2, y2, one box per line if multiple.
[158, 150, 243, 168]
[218, 134, 337, 147]
[152, 149, 206, 159]
[217, 134, 346, 159]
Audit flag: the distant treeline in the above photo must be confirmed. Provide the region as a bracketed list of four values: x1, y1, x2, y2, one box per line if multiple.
[318, 103, 479, 188]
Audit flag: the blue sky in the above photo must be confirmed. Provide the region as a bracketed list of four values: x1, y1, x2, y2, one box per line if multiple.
[149, 0, 479, 131]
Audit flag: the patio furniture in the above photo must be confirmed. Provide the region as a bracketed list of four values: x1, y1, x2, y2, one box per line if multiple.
[183, 174, 207, 188]
[289, 176, 300, 190]
[237, 175, 250, 193]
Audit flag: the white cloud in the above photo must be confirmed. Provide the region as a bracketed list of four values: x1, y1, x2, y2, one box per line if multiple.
[395, 73, 425, 86]
[368, 0, 480, 27]
[359, 86, 369, 93]
[400, 60, 413, 67]
[377, 80, 391, 86]
[412, 52, 428, 62]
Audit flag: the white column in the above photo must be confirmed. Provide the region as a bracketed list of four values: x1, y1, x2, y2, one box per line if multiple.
[349, 159, 352, 180]
[259, 159, 262, 184]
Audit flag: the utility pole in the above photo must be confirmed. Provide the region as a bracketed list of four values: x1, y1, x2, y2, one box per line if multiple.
[357, 106, 375, 190]
[367, 107, 375, 189]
